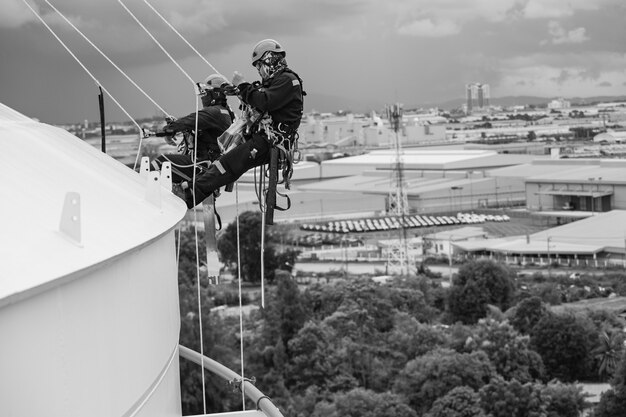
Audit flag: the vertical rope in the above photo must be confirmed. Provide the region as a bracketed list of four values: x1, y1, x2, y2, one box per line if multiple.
[117, 1, 210, 407]
[260, 166, 266, 308]
[235, 183, 246, 409]
[188, 92, 207, 414]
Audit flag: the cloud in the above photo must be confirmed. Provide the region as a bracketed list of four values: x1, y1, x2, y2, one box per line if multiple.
[396, 18, 460, 37]
[494, 51, 626, 97]
[552, 70, 573, 84]
[1, 0, 38, 28]
[545, 21, 589, 44]
[522, 0, 601, 19]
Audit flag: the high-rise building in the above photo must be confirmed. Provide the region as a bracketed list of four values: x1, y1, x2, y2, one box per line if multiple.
[465, 83, 490, 113]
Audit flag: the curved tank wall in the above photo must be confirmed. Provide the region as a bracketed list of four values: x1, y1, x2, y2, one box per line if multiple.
[0, 103, 187, 416]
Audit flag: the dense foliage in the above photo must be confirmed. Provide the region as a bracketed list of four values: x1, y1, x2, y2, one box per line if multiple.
[594, 350, 626, 416]
[217, 211, 300, 283]
[529, 312, 597, 381]
[174, 224, 624, 416]
[447, 260, 515, 324]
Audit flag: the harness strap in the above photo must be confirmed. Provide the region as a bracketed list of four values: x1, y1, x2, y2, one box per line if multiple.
[274, 189, 291, 211]
[259, 118, 298, 190]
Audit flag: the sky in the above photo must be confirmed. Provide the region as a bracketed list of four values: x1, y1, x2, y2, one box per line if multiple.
[1, 0, 626, 124]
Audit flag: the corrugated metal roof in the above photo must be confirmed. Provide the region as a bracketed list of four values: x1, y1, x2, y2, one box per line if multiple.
[537, 189, 613, 197]
[490, 159, 626, 184]
[454, 210, 626, 255]
[319, 149, 533, 175]
[0, 102, 187, 305]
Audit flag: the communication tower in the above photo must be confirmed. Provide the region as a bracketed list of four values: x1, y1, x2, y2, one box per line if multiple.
[385, 103, 410, 275]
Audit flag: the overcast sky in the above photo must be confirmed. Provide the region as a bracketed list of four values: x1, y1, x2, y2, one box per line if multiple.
[1, 0, 625, 124]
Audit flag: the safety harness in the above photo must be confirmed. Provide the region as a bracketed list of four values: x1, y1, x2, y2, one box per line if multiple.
[254, 68, 306, 215]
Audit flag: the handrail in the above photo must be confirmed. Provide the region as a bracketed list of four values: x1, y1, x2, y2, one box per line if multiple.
[178, 345, 285, 417]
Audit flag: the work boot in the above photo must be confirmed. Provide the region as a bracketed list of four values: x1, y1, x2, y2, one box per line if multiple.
[171, 183, 188, 202]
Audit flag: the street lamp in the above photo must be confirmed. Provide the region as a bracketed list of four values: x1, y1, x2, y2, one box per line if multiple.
[451, 186, 463, 211]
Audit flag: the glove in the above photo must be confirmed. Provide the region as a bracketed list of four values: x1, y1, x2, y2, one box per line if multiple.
[231, 71, 245, 86]
[222, 84, 239, 96]
[164, 134, 176, 146]
[165, 115, 177, 123]
[162, 125, 177, 145]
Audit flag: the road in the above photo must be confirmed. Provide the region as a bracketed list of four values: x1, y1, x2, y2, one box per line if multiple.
[294, 261, 459, 277]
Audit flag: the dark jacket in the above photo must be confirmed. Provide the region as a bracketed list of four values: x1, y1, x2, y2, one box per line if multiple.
[166, 104, 233, 161]
[237, 68, 304, 132]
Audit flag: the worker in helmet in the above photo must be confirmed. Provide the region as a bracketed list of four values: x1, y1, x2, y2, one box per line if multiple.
[176, 39, 305, 209]
[152, 73, 234, 185]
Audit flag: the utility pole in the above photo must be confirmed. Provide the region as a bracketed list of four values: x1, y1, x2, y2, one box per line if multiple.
[385, 103, 410, 275]
[547, 236, 552, 278]
[448, 235, 454, 285]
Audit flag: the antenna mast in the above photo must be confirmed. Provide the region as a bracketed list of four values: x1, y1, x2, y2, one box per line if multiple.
[386, 103, 410, 275]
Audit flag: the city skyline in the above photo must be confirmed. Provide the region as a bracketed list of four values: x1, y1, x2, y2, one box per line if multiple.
[1, 0, 626, 124]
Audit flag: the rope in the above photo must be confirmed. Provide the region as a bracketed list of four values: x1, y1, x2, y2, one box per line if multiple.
[117, 0, 213, 408]
[141, 0, 224, 78]
[117, 0, 195, 85]
[20, 0, 146, 170]
[43, 0, 171, 118]
[188, 93, 207, 414]
[235, 183, 246, 409]
[260, 190, 266, 309]
[176, 225, 181, 266]
[161, 155, 211, 170]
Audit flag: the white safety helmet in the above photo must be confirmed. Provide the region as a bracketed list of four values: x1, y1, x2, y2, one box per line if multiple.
[251, 39, 285, 67]
[200, 73, 229, 106]
[204, 73, 229, 88]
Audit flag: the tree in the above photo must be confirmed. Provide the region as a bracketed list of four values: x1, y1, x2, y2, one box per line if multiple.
[259, 272, 308, 351]
[479, 377, 548, 417]
[177, 280, 243, 415]
[394, 348, 495, 414]
[471, 319, 545, 383]
[542, 380, 586, 417]
[386, 313, 449, 363]
[287, 320, 354, 392]
[527, 130, 537, 141]
[508, 296, 550, 335]
[425, 386, 486, 417]
[323, 388, 417, 417]
[594, 331, 626, 381]
[594, 350, 626, 416]
[530, 312, 597, 381]
[217, 210, 299, 283]
[448, 260, 516, 324]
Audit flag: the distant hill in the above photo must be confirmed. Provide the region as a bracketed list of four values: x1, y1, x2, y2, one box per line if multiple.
[306, 93, 626, 114]
[419, 95, 626, 111]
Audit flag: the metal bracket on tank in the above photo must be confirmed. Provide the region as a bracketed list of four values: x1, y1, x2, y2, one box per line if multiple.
[160, 161, 172, 190]
[59, 192, 83, 247]
[145, 170, 162, 209]
[139, 156, 150, 178]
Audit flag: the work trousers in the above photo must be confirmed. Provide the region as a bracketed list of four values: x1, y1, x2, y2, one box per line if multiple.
[188, 133, 272, 208]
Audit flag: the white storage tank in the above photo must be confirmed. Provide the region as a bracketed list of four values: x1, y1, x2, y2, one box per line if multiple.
[0, 103, 187, 417]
